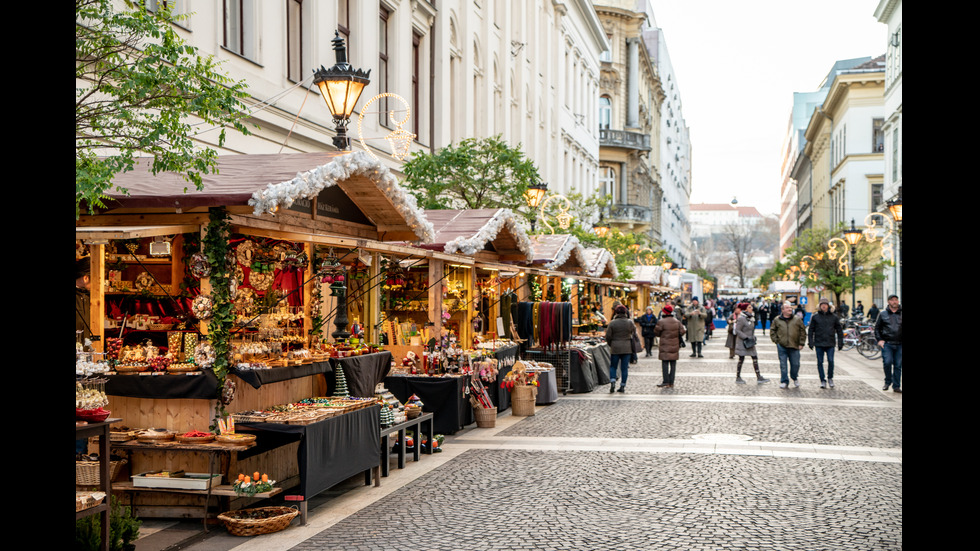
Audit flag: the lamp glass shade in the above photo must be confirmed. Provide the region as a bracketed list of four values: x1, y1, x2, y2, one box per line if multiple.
[524, 184, 548, 208]
[887, 200, 903, 222]
[843, 227, 863, 246]
[592, 223, 609, 238]
[316, 78, 367, 121]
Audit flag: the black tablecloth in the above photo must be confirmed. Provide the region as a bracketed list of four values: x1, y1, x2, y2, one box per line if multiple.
[232, 361, 332, 389]
[236, 405, 380, 499]
[535, 369, 558, 404]
[105, 370, 219, 399]
[331, 352, 393, 398]
[568, 344, 611, 393]
[384, 376, 472, 434]
[489, 345, 520, 412]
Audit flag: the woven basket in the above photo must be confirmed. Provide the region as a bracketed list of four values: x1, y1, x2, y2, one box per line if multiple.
[511, 385, 537, 417]
[218, 506, 299, 537]
[474, 406, 497, 428]
[76, 459, 127, 486]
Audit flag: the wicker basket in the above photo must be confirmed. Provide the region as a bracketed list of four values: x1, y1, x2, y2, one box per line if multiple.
[218, 506, 299, 537]
[474, 406, 497, 428]
[76, 459, 127, 486]
[511, 385, 537, 416]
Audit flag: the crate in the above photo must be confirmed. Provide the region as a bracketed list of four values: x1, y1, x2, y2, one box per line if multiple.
[131, 472, 221, 490]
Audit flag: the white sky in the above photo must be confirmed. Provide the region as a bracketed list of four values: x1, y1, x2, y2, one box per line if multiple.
[645, 0, 887, 216]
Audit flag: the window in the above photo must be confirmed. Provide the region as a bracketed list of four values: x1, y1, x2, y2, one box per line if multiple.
[599, 166, 616, 203]
[871, 183, 883, 210]
[224, 0, 256, 59]
[891, 128, 899, 181]
[286, 0, 303, 83]
[599, 96, 612, 130]
[413, 31, 421, 138]
[338, 0, 350, 48]
[378, 7, 390, 127]
[872, 118, 884, 152]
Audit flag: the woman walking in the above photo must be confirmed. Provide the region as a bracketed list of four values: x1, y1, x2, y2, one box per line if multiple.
[725, 305, 742, 359]
[605, 304, 636, 393]
[734, 302, 771, 384]
[654, 304, 686, 388]
[634, 306, 658, 358]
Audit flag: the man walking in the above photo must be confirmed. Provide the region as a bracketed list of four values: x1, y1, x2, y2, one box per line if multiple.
[771, 302, 807, 388]
[875, 295, 903, 393]
[807, 298, 844, 388]
[684, 297, 707, 358]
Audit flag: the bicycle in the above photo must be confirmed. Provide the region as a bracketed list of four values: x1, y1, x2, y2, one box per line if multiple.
[857, 333, 881, 360]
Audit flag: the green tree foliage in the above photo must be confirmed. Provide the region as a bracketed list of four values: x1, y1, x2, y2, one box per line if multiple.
[76, 0, 251, 217]
[401, 135, 540, 212]
[779, 225, 889, 303]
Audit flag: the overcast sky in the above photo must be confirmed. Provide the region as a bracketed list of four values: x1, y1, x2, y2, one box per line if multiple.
[645, 0, 887, 216]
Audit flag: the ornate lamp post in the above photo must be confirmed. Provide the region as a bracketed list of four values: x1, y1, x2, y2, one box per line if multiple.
[523, 181, 548, 231]
[842, 219, 864, 314]
[313, 32, 371, 151]
[592, 215, 610, 239]
[886, 195, 902, 298]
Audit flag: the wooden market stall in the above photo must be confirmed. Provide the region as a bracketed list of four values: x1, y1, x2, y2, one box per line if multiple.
[75, 151, 445, 517]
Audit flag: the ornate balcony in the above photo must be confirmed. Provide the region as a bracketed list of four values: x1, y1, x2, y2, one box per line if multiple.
[607, 204, 653, 225]
[599, 129, 651, 151]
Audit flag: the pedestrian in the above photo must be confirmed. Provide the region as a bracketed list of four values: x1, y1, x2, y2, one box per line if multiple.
[838, 300, 849, 319]
[807, 298, 844, 388]
[654, 304, 686, 388]
[867, 303, 880, 324]
[854, 300, 865, 319]
[874, 295, 902, 393]
[757, 301, 770, 335]
[771, 302, 807, 388]
[734, 302, 770, 384]
[725, 305, 741, 359]
[684, 297, 707, 358]
[634, 306, 658, 358]
[605, 304, 636, 393]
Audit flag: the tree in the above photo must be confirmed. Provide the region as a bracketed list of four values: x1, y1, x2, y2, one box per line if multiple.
[720, 221, 759, 288]
[782, 225, 889, 305]
[76, 0, 251, 217]
[401, 135, 540, 212]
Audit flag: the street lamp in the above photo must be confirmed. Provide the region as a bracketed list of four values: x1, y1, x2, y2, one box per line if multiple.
[523, 181, 548, 231]
[592, 215, 610, 239]
[842, 219, 863, 315]
[313, 32, 372, 151]
[886, 195, 902, 297]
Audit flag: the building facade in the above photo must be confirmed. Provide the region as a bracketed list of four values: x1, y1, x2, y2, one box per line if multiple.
[875, 0, 902, 300]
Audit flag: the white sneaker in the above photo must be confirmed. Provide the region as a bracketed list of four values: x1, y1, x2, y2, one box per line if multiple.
[820, 381, 827, 389]
[793, 379, 800, 388]
[828, 379, 835, 388]
[779, 382, 788, 389]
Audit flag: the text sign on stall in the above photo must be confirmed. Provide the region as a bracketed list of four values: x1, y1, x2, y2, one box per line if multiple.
[286, 186, 372, 225]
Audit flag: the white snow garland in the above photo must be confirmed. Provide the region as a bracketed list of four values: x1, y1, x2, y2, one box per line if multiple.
[247, 151, 435, 243]
[585, 248, 619, 279]
[543, 235, 587, 270]
[442, 209, 534, 260]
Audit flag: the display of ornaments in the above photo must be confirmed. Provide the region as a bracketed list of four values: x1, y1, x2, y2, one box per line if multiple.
[135, 271, 154, 291]
[236, 240, 256, 266]
[194, 341, 217, 369]
[234, 264, 245, 285]
[191, 295, 214, 319]
[220, 378, 236, 405]
[229, 274, 238, 299]
[248, 270, 272, 291]
[235, 287, 257, 314]
[189, 253, 212, 278]
[76, 359, 110, 376]
[76, 381, 108, 409]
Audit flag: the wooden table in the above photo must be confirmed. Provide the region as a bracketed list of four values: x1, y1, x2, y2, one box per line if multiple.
[380, 412, 434, 477]
[76, 418, 122, 551]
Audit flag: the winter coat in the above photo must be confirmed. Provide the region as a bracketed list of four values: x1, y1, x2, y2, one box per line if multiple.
[634, 313, 658, 338]
[725, 313, 738, 349]
[734, 312, 758, 357]
[684, 305, 707, 342]
[654, 315, 687, 361]
[770, 315, 807, 349]
[807, 309, 844, 349]
[867, 305, 881, 324]
[874, 306, 902, 343]
[605, 315, 637, 355]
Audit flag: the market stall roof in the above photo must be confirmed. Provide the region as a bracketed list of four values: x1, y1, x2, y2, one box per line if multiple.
[582, 247, 619, 279]
[417, 208, 533, 261]
[529, 234, 588, 273]
[627, 265, 673, 290]
[75, 225, 200, 242]
[92, 151, 434, 243]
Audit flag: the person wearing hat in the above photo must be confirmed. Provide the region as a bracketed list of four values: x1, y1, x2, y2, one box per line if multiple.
[634, 306, 658, 358]
[874, 294, 902, 393]
[734, 302, 770, 384]
[654, 304, 686, 388]
[605, 304, 637, 393]
[684, 297, 707, 358]
[807, 298, 844, 388]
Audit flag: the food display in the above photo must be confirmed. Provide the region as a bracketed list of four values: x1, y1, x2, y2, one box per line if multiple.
[176, 430, 215, 443]
[136, 428, 175, 442]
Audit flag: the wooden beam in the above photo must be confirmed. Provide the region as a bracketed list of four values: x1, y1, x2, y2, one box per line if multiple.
[90, 244, 105, 353]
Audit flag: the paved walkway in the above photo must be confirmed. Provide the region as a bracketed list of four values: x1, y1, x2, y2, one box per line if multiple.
[136, 337, 902, 550]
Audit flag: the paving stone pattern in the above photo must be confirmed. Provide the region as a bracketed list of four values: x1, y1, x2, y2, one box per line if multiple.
[583, 374, 889, 400]
[292, 449, 902, 551]
[498, 400, 902, 448]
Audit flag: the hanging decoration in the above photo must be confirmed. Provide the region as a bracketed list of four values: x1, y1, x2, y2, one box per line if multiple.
[356, 93, 417, 161]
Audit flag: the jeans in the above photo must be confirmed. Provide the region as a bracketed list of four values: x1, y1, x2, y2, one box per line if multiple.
[662, 360, 677, 384]
[881, 342, 902, 389]
[777, 345, 801, 384]
[610, 353, 630, 387]
[815, 346, 835, 381]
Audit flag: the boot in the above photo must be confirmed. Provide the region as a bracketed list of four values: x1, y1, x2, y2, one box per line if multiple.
[753, 357, 770, 384]
[610, 380, 616, 393]
[736, 357, 745, 384]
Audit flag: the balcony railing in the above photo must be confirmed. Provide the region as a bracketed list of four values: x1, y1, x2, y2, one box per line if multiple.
[607, 204, 653, 224]
[599, 129, 651, 151]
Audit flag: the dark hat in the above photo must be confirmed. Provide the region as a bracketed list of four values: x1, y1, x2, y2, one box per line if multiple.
[75, 257, 91, 280]
[614, 305, 627, 315]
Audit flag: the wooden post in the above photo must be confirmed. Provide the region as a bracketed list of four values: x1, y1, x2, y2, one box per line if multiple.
[90, 244, 105, 353]
[462, 267, 474, 346]
[303, 242, 313, 345]
[367, 251, 381, 344]
[199, 227, 211, 337]
[428, 259, 443, 341]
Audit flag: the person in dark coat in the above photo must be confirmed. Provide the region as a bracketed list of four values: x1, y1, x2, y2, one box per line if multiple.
[807, 298, 844, 388]
[654, 304, 686, 388]
[874, 295, 902, 393]
[734, 302, 770, 384]
[867, 303, 880, 324]
[605, 305, 636, 393]
[757, 301, 770, 335]
[725, 305, 741, 359]
[634, 306, 658, 358]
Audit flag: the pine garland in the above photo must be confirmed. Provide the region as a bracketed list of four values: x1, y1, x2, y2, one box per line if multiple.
[203, 208, 234, 420]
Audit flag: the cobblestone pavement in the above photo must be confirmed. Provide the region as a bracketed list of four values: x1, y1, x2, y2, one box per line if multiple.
[156, 340, 900, 551]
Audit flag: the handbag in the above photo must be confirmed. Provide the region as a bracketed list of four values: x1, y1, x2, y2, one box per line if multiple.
[631, 326, 642, 354]
[742, 336, 757, 349]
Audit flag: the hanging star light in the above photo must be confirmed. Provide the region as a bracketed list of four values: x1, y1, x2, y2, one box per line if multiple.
[357, 93, 417, 161]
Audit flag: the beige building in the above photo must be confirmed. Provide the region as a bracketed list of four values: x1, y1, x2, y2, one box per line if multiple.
[593, 2, 665, 243]
[132, 1, 606, 202]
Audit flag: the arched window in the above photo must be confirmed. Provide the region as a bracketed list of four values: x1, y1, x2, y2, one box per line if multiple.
[599, 96, 612, 130]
